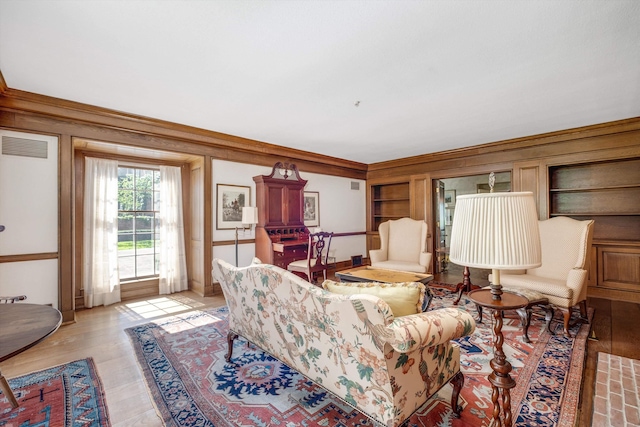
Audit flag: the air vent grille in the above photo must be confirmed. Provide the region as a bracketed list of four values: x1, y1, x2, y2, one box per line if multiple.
[2, 136, 48, 159]
[351, 181, 360, 190]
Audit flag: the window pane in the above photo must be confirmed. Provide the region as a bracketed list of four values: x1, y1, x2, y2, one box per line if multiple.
[118, 255, 135, 280]
[136, 191, 153, 210]
[154, 190, 160, 211]
[136, 169, 154, 190]
[136, 254, 155, 277]
[135, 214, 154, 234]
[118, 214, 134, 251]
[118, 168, 134, 189]
[135, 233, 154, 250]
[118, 213, 133, 233]
[118, 189, 134, 211]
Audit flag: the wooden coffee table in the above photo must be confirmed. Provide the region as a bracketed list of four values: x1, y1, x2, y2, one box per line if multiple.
[335, 266, 434, 311]
[336, 266, 433, 285]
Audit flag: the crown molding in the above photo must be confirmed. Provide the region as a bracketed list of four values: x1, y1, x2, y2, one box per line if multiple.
[0, 86, 367, 174]
[368, 116, 640, 172]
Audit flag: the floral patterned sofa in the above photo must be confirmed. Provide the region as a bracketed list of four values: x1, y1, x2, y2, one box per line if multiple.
[212, 258, 476, 427]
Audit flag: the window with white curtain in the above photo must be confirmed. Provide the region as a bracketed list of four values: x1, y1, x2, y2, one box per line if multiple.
[117, 166, 161, 280]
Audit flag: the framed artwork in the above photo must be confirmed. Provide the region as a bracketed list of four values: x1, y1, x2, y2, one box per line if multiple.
[444, 190, 456, 206]
[303, 191, 320, 227]
[216, 184, 251, 229]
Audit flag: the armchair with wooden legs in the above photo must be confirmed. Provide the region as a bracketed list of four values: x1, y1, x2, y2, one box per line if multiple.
[492, 216, 594, 337]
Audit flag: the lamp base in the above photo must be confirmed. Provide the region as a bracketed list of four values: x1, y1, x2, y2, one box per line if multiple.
[490, 269, 502, 300]
[490, 283, 503, 300]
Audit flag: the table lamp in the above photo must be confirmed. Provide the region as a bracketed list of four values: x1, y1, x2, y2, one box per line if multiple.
[448, 183, 542, 300]
[235, 206, 258, 266]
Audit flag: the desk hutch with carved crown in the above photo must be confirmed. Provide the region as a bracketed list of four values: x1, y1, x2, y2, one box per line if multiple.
[253, 163, 310, 269]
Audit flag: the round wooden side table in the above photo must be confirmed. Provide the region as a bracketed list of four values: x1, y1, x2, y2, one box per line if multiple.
[467, 288, 528, 427]
[0, 303, 62, 408]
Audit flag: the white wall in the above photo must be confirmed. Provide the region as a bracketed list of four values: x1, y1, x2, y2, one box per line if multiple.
[211, 160, 366, 267]
[0, 130, 59, 308]
[303, 171, 367, 264]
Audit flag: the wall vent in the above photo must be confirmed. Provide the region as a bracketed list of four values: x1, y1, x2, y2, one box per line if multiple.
[350, 181, 360, 190]
[2, 136, 48, 159]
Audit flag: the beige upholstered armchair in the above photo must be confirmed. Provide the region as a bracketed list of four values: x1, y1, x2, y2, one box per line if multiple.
[369, 218, 432, 274]
[496, 216, 594, 337]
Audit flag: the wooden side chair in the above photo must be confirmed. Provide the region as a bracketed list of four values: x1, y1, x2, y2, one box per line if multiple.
[288, 231, 333, 284]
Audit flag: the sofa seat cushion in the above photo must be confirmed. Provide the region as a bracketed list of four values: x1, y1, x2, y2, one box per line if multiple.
[498, 273, 573, 300]
[370, 260, 426, 274]
[323, 280, 426, 317]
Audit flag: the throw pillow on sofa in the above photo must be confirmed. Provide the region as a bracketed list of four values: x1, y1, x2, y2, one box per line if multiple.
[322, 280, 426, 317]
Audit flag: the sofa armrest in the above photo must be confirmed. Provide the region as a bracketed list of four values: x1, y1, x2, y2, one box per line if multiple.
[369, 248, 386, 264]
[385, 307, 476, 353]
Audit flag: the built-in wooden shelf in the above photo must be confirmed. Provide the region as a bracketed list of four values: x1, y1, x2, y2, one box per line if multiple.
[371, 182, 410, 231]
[549, 158, 640, 297]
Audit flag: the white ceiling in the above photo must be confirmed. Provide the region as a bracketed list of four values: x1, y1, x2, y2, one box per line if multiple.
[1, 1, 639, 164]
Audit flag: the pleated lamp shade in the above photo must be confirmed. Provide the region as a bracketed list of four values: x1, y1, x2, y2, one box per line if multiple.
[449, 192, 542, 270]
[241, 207, 258, 226]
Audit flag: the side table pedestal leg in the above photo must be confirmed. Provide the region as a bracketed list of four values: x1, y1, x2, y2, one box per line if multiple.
[0, 369, 18, 408]
[488, 308, 517, 427]
[454, 266, 473, 305]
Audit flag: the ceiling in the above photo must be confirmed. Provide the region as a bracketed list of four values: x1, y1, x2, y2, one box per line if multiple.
[1, 1, 639, 164]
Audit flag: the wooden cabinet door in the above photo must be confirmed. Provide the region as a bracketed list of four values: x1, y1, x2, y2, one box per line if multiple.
[286, 185, 305, 226]
[265, 183, 286, 226]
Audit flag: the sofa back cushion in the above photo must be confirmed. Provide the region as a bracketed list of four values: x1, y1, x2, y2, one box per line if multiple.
[322, 280, 426, 317]
[387, 218, 425, 263]
[527, 216, 594, 281]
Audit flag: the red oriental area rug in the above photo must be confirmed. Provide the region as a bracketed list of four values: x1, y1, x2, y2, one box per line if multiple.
[126, 288, 590, 427]
[0, 358, 111, 427]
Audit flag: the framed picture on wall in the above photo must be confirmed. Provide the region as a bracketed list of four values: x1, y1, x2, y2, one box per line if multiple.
[303, 191, 320, 227]
[444, 189, 456, 206]
[216, 184, 251, 229]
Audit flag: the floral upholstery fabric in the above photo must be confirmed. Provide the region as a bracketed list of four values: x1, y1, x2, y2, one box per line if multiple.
[212, 258, 475, 427]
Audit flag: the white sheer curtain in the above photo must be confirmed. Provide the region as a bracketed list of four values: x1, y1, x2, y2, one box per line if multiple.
[159, 165, 188, 294]
[83, 157, 121, 308]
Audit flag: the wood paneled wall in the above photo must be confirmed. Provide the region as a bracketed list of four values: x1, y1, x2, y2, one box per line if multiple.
[367, 118, 640, 302]
[1, 75, 640, 315]
[0, 86, 366, 322]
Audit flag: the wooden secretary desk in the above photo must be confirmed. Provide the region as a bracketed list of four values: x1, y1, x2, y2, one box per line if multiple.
[253, 163, 310, 269]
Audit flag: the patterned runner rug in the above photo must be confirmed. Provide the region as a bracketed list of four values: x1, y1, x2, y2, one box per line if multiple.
[126, 288, 590, 427]
[0, 358, 111, 426]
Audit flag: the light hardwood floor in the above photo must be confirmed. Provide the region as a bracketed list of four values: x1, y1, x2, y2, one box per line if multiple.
[2, 270, 639, 427]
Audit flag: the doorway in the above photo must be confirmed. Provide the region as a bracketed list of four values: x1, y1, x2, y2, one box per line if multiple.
[432, 171, 511, 279]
